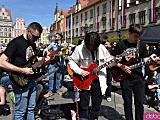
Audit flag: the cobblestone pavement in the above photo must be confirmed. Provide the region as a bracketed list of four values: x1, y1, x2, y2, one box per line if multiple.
[0, 79, 158, 120]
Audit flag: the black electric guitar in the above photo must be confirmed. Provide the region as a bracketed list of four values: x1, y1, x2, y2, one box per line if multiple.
[37, 67, 59, 82]
[111, 59, 154, 82]
[10, 47, 63, 88]
[10, 55, 46, 88]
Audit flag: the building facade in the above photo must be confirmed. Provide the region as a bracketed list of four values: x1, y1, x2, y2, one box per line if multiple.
[0, 5, 12, 45]
[52, 0, 160, 42]
[12, 18, 27, 38]
[36, 26, 50, 45]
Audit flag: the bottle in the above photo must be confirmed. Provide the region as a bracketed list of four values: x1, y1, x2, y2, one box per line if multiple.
[9, 91, 15, 104]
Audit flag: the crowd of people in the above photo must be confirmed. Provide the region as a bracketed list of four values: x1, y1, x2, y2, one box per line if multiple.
[0, 22, 160, 120]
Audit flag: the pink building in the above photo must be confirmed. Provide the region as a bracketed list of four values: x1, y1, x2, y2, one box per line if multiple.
[12, 18, 27, 38]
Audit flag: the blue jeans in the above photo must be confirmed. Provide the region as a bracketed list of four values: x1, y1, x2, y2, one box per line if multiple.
[157, 73, 160, 84]
[12, 79, 37, 120]
[0, 75, 11, 91]
[48, 62, 64, 93]
[156, 89, 160, 100]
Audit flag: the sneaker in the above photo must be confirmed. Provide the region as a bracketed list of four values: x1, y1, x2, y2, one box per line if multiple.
[107, 97, 112, 102]
[57, 90, 62, 96]
[44, 92, 53, 98]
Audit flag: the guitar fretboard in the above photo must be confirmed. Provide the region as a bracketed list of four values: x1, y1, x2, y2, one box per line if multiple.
[92, 59, 117, 74]
[129, 59, 153, 70]
[32, 58, 45, 69]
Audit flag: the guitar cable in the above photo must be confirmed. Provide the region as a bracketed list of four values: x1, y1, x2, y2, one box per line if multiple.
[112, 80, 117, 111]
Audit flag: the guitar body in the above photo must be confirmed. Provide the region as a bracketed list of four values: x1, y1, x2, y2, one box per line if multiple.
[10, 56, 45, 88]
[111, 58, 134, 82]
[111, 66, 130, 82]
[73, 63, 99, 90]
[48, 50, 56, 60]
[149, 64, 160, 71]
[67, 64, 73, 76]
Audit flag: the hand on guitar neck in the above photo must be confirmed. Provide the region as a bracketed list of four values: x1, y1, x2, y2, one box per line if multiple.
[149, 56, 160, 71]
[43, 49, 62, 65]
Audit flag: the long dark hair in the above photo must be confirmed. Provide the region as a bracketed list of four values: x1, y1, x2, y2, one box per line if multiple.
[84, 32, 101, 51]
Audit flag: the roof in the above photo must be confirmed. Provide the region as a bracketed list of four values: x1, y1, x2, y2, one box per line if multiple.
[140, 25, 160, 43]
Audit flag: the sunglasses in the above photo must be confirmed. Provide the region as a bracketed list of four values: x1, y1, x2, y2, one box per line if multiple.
[29, 29, 40, 39]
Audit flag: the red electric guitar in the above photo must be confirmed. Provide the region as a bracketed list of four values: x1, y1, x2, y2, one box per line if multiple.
[111, 59, 153, 82]
[73, 59, 117, 90]
[72, 47, 136, 90]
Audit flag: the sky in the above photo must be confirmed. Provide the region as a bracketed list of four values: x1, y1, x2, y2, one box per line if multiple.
[0, 0, 76, 27]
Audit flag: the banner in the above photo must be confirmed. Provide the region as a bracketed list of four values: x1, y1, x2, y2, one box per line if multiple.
[151, 0, 156, 22]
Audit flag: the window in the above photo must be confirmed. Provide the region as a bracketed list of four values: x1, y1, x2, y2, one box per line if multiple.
[156, 7, 160, 21]
[90, 9, 93, 18]
[9, 28, 11, 32]
[4, 33, 7, 37]
[90, 24, 93, 32]
[102, 21, 106, 31]
[9, 33, 11, 37]
[102, 4, 107, 14]
[76, 28, 78, 36]
[73, 17, 74, 25]
[130, 0, 136, 6]
[5, 39, 7, 43]
[139, 11, 145, 25]
[121, 16, 126, 28]
[85, 12, 88, 20]
[97, 6, 100, 16]
[129, 13, 135, 24]
[4, 28, 7, 31]
[76, 16, 78, 23]
[110, 18, 115, 29]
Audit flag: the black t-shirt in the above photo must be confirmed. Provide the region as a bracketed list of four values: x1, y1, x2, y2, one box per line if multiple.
[4, 35, 36, 67]
[111, 39, 149, 77]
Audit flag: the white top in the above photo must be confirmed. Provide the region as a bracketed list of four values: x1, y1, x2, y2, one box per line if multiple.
[68, 43, 112, 95]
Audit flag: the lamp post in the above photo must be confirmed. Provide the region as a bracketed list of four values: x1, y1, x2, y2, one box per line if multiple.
[116, 29, 121, 41]
[83, 24, 90, 34]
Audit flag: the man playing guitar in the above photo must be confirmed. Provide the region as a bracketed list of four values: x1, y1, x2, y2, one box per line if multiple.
[0, 22, 50, 120]
[111, 24, 158, 120]
[68, 32, 113, 120]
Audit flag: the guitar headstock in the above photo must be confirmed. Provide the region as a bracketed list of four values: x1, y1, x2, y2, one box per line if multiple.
[119, 47, 136, 57]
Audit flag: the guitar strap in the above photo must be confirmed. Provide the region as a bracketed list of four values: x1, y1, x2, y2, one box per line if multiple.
[91, 51, 98, 64]
[136, 39, 140, 62]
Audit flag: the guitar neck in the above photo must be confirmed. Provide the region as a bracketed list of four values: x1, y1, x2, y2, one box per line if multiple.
[129, 59, 153, 70]
[94, 59, 117, 73]
[37, 67, 59, 82]
[32, 58, 45, 69]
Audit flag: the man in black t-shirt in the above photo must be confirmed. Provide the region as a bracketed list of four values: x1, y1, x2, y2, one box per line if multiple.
[111, 24, 158, 120]
[0, 22, 47, 120]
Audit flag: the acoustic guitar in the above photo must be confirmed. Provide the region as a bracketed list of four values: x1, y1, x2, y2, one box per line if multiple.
[72, 47, 137, 90]
[111, 59, 153, 82]
[67, 64, 73, 76]
[149, 64, 160, 71]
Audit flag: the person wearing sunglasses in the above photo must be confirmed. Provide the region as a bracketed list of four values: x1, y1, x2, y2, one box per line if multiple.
[0, 22, 45, 120]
